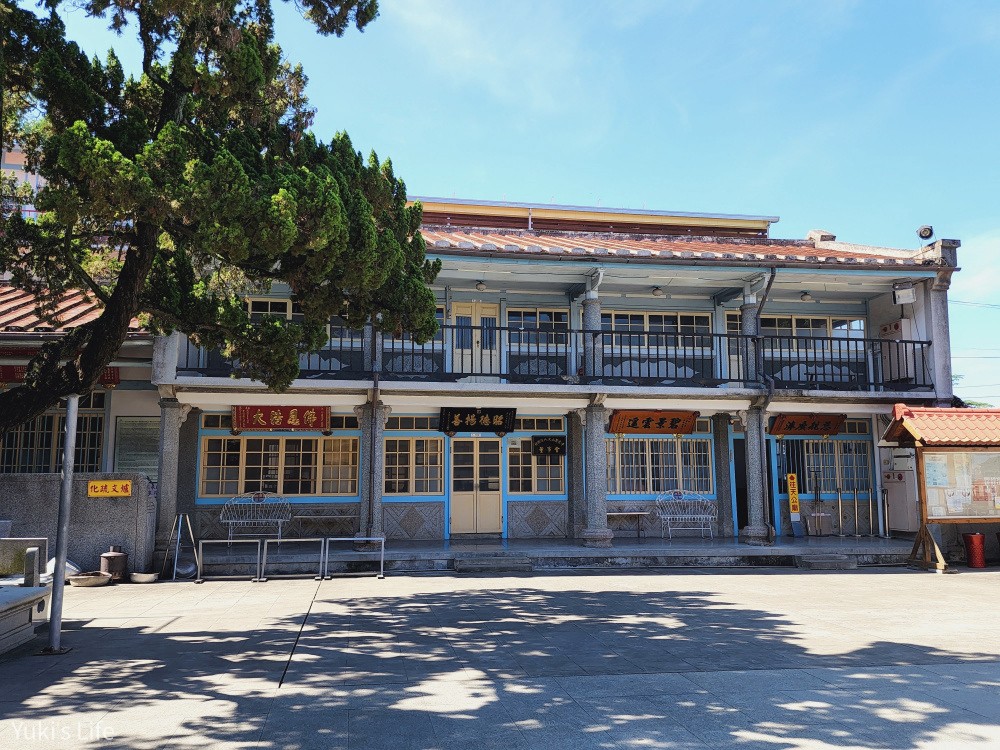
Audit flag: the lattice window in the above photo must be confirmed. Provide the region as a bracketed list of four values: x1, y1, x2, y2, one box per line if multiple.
[383, 437, 443, 494]
[1, 394, 105, 474]
[201, 438, 241, 496]
[322, 438, 358, 494]
[507, 438, 564, 494]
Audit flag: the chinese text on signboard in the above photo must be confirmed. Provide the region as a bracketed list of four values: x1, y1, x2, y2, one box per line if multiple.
[438, 407, 517, 436]
[88, 480, 132, 497]
[608, 410, 700, 434]
[232, 406, 330, 431]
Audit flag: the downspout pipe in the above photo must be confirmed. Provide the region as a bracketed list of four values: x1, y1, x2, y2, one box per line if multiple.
[753, 267, 777, 536]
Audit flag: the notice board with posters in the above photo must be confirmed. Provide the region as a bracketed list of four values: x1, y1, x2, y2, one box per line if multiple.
[919, 448, 1000, 522]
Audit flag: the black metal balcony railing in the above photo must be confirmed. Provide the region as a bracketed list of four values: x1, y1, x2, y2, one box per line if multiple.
[176, 325, 935, 392]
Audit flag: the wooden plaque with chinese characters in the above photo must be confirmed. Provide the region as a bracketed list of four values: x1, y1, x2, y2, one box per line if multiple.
[232, 406, 331, 431]
[438, 407, 516, 436]
[768, 414, 846, 436]
[609, 410, 700, 435]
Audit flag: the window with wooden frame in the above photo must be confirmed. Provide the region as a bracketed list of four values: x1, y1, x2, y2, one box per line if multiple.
[726, 313, 866, 339]
[605, 436, 713, 495]
[199, 435, 358, 497]
[506, 308, 569, 345]
[601, 311, 711, 347]
[383, 437, 444, 495]
[0, 393, 106, 474]
[508, 438, 565, 494]
[514, 417, 564, 432]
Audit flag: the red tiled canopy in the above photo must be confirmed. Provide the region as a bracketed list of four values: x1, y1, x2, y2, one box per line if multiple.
[883, 404, 1000, 447]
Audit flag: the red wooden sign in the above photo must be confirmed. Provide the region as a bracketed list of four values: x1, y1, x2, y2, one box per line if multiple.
[609, 410, 700, 434]
[769, 413, 846, 436]
[0, 365, 119, 385]
[232, 405, 330, 431]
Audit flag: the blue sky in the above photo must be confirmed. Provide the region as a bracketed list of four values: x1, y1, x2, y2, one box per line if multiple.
[57, 0, 1000, 404]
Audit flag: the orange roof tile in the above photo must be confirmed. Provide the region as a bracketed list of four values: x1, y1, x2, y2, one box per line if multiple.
[883, 404, 1000, 446]
[420, 229, 921, 266]
[0, 284, 142, 333]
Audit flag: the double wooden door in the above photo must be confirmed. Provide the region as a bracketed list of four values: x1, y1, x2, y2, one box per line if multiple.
[450, 438, 502, 533]
[452, 302, 500, 375]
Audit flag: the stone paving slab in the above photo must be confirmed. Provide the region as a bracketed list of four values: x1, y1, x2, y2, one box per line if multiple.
[0, 570, 999, 748]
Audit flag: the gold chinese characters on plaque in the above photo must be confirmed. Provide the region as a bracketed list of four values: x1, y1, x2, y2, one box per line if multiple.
[608, 410, 700, 435]
[232, 406, 331, 431]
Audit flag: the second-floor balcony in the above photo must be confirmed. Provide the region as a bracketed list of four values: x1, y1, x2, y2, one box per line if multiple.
[177, 323, 935, 394]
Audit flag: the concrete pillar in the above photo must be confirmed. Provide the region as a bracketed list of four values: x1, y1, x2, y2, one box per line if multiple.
[929, 270, 955, 406]
[355, 401, 390, 540]
[155, 398, 190, 548]
[739, 407, 773, 545]
[362, 322, 382, 374]
[738, 295, 773, 545]
[581, 292, 603, 381]
[567, 409, 587, 538]
[151, 332, 181, 386]
[581, 404, 614, 547]
[712, 414, 735, 538]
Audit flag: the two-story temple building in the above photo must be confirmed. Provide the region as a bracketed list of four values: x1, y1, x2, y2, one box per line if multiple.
[141, 198, 957, 549]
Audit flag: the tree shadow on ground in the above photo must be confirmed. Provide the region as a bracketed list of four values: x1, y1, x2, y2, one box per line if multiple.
[1, 574, 999, 749]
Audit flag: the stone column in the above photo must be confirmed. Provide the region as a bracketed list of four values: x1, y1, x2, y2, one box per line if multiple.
[581, 404, 614, 547]
[929, 269, 955, 406]
[567, 409, 587, 538]
[355, 401, 390, 542]
[712, 413, 735, 538]
[362, 321, 382, 374]
[581, 292, 603, 381]
[155, 397, 190, 548]
[739, 295, 773, 545]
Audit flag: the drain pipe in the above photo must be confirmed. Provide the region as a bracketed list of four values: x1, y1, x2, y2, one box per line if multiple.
[753, 268, 778, 536]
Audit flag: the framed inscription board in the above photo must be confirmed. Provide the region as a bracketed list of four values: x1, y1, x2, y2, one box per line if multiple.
[114, 417, 160, 480]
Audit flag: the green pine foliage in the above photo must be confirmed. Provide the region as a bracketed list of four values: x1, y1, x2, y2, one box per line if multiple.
[0, 1, 439, 432]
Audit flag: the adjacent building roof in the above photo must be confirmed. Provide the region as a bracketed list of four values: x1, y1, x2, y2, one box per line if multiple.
[883, 404, 1000, 447]
[421, 228, 938, 267]
[0, 285, 141, 333]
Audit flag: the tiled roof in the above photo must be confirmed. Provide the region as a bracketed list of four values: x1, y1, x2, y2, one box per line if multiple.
[0, 285, 142, 333]
[421, 229, 930, 266]
[883, 404, 1000, 446]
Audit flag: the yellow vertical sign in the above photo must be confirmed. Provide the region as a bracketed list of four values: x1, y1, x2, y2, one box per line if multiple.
[787, 473, 800, 514]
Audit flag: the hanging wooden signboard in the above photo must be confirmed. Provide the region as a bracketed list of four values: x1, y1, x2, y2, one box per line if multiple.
[609, 410, 700, 434]
[232, 405, 330, 431]
[531, 435, 567, 456]
[439, 407, 516, 437]
[769, 413, 846, 437]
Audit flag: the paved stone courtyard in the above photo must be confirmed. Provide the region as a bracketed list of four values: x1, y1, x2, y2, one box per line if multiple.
[1, 568, 1000, 749]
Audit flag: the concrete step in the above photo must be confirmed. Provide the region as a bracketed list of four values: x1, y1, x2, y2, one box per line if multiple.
[453, 556, 533, 573]
[794, 554, 858, 570]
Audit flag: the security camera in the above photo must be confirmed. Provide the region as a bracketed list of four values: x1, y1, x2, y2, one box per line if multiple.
[917, 225, 934, 240]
